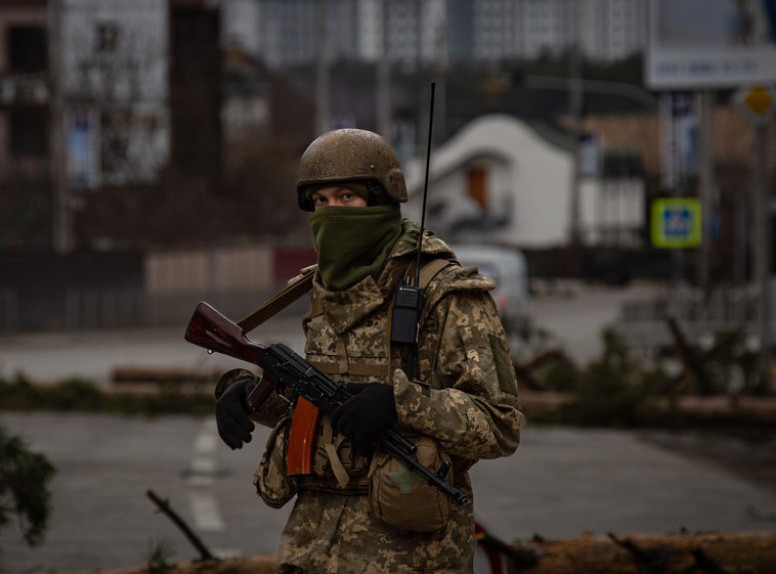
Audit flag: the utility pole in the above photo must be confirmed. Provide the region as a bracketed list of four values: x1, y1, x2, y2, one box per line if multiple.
[754, 119, 772, 389]
[568, 3, 583, 247]
[734, 84, 775, 390]
[697, 91, 715, 300]
[315, 0, 329, 135]
[49, 0, 72, 252]
[376, 0, 390, 137]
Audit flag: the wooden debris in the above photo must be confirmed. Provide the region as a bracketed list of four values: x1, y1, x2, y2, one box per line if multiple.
[146, 489, 215, 562]
[504, 531, 776, 574]
[519, 390, 776, 428]
[80, 531, 776, 574]
[661, 317, 739, 395]
[111, 366, 220, 386]
[514, 349, 567, 391]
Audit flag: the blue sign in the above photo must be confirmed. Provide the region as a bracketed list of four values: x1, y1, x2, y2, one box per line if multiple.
[652, 198, 702, 248]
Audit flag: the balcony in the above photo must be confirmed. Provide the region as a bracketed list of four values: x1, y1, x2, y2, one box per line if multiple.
[0, 72, 49, 107]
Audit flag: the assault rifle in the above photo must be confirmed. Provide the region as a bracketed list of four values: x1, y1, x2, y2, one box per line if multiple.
[184, 301, 468, 506]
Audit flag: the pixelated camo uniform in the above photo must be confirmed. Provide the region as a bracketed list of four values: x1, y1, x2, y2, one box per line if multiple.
[257, 220, 522, 573]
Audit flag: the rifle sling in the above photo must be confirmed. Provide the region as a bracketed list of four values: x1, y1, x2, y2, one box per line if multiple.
[237, 266, 316, 334]
[237, 257, 451, 336]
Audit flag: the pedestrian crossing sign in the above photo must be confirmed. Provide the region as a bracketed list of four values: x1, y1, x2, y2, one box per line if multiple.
[651, 198, 702, 248]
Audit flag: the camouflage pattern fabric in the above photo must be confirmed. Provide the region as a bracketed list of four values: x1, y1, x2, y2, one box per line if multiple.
[277, 489, 474, 573]
[266, 219, 522, 573]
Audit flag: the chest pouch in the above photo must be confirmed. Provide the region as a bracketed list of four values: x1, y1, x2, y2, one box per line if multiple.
[368, 433, 452, 532]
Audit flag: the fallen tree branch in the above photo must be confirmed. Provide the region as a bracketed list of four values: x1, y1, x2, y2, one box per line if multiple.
[146, 489, 215, 562]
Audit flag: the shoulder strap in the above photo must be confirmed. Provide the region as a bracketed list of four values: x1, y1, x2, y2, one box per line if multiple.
[235, 257, 451, 335]
[237, 266, 316, 333]
[387, 256, 457, 378]
[418, 257, 454, 289]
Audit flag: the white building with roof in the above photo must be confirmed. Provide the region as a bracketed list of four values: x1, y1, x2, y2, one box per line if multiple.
[404, 114, 645, 250]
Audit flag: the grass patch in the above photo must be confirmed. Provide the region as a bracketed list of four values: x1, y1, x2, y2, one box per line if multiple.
[0, 373, 215, 416]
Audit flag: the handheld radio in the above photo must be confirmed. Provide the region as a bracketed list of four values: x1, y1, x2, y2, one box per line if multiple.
[390, 81, 435, 347]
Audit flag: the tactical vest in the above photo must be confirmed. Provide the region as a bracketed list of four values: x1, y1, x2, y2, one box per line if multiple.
[297, 257, 453, 492]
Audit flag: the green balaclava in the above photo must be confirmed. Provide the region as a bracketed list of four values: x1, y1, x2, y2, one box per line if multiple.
[309, 204, 403, 290]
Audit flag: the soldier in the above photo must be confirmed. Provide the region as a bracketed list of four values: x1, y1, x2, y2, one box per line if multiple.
[215, 128, 523, 573]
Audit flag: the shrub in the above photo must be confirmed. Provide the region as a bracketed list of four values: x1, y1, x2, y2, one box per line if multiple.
[559, 327, 663, 427]
[0, 425, 56, 546]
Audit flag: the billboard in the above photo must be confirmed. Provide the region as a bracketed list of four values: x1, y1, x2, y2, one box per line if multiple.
[646, 0, 776, 89]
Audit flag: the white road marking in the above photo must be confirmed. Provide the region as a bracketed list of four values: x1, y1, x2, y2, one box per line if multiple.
[188, 417, 227, 533]
[189, 491, 225, 532]
[188, 456, 216, 486]
[194, 423, 218, 453]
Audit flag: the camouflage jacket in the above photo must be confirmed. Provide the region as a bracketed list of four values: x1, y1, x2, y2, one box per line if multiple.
[266, 220, 522, 573]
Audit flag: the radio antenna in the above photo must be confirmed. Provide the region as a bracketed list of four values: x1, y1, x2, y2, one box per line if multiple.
[414, 81, 435, 286]
[389, 81, 436, 353]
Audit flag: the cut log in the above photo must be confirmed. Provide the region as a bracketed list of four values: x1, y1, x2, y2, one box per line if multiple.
[506, 531, 776, 574]
[519, 390, 776, 428]
[87, 531, 776, 574]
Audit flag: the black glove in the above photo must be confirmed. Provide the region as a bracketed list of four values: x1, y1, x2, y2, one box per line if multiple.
[215, 377, 256, 449]
[330, 382, 397, 447]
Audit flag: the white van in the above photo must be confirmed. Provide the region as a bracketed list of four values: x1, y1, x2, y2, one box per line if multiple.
[450, 244, 533, 342]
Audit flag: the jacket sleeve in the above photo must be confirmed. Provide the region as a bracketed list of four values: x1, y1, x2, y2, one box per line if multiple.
[392, 286, 523, 461]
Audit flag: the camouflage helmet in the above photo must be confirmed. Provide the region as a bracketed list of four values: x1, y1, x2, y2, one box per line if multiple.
[296, 128, 407, 211]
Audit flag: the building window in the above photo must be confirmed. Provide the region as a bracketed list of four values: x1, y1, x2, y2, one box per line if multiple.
[8, 26, 47, 73]
[10, 110, 48, 157]
[96, 22, 119, 53]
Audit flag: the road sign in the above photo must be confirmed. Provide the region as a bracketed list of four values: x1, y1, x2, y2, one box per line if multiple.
[645, 0, 776, 90]
[651, 198, 702, 248]
[734, 84, 776, 126]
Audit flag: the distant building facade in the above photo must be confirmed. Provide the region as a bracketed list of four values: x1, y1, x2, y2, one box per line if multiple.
[0, 0, 223, 251]
[222, 0, 645, 69]
[60, 0, 170, 189]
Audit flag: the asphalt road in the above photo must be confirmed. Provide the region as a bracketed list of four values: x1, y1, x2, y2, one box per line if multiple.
[1, 281, 775, 572]
[1, 412, 775, 573]
[0, 280, 655, 386]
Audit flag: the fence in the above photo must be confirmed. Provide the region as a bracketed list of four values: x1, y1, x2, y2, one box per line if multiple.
[0, 290, 17, 333]
[0, 244, 317, 334]
[0, 287, 309, 333]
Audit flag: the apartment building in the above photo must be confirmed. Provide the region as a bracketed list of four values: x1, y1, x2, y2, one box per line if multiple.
[0, 0, 48, 171]
[0, 0, 222, 251]
[222, 0, 645, 69]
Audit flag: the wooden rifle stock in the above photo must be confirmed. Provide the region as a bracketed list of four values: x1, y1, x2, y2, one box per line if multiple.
[184, 302, 278, 407]
[185, 302, 318, 474]
[184, 301, 265, 364]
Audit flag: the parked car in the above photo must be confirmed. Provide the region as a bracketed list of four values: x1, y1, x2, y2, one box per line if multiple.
[451, 243, 533, 343]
